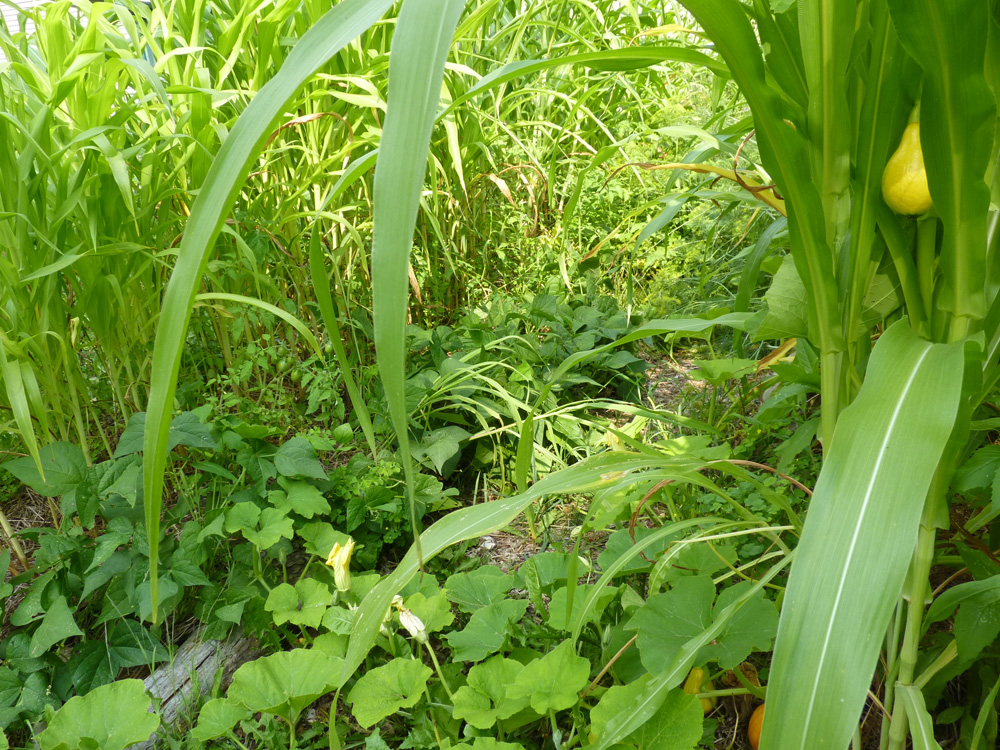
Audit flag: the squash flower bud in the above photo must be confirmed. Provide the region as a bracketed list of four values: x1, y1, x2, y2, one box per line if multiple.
[325, 538, 355, 592]
[399, 608, 428, 644]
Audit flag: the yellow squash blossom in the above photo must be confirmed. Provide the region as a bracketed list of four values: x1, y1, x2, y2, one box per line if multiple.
[325, 538, 355, 592]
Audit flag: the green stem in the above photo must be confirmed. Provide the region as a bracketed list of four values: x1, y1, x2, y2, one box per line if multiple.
[885, 522, 936, 750]
[879, 601, 904, 750]
[698, 686, 762, 700]
[295, 556, 315, 585]
[549, 710, 564, 750]
[819, 349, 842, 449]
[0, 509, 28, 571]
[526, 503, 538, 544]
[328, 688, 343, 750]
[424, 643, 455, 701]
[252, 548, 271, 591]
[916, 217, 937, 324]
[949, 314, 972, 342]
[879, 209, 929, 338]
[732, 666, 768, 699]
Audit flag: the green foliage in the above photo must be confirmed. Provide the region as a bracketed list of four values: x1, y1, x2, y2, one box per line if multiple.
[628, 576, 778, 673]
[265, 580, 332, 629]
[507, 641, 590, 714]
[1, 1, 997, 749]
[37, 680, 159, 750]
[228, 649, 341, 727]
[452, 656, 529, 729]
[347, 658, 433, 729]
[591, 684, 704, 750]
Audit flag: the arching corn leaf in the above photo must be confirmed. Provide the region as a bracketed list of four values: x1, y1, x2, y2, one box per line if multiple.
[762, 321, 964, 750]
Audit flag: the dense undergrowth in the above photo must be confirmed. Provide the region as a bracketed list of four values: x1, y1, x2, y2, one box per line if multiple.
[1, 1, 999, 750]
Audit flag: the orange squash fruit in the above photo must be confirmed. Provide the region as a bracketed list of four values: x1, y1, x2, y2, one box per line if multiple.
[748, 703, 765, 749]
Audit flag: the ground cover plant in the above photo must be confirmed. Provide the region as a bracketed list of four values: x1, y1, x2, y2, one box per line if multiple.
[1, 0, 999, 749]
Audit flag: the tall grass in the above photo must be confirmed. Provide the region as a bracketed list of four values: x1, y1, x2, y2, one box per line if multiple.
[0, 0, 720, 472]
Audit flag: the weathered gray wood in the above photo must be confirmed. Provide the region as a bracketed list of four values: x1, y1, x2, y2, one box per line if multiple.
[130, 630, 260, 749]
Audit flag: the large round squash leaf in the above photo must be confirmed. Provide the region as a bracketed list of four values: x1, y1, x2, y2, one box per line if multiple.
[228, 649, 341, 726]
[37, 679, 158, 750]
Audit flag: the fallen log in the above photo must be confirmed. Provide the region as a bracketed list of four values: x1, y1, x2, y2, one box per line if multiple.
[131, 629, 260, 749]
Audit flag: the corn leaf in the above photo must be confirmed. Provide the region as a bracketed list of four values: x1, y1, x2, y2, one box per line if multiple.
[141, 0, 395, 619]
[762, 321, 964, 750]
[889, 0, 996, 326]
[897, 685, 943, 750]
[678, 0, 843, 444]
[370, 0, 467, 567]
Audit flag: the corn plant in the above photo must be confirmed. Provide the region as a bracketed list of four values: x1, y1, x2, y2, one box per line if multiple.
[657, 1, 1000, 748]
[0, 0, 181, 464]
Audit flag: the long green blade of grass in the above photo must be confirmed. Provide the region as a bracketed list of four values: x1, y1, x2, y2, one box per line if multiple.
[308, 226, 378, 459]
[194, 293, 323, 358]
[370, 0, 467, 571]
[438, 46, 729, 118]
[141, 0, 395, 620]
[0, 336, 43, 477]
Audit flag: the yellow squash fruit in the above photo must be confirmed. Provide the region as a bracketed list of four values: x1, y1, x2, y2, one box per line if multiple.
[682, 667, 717, 714]
[882, 122, 933, 215]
